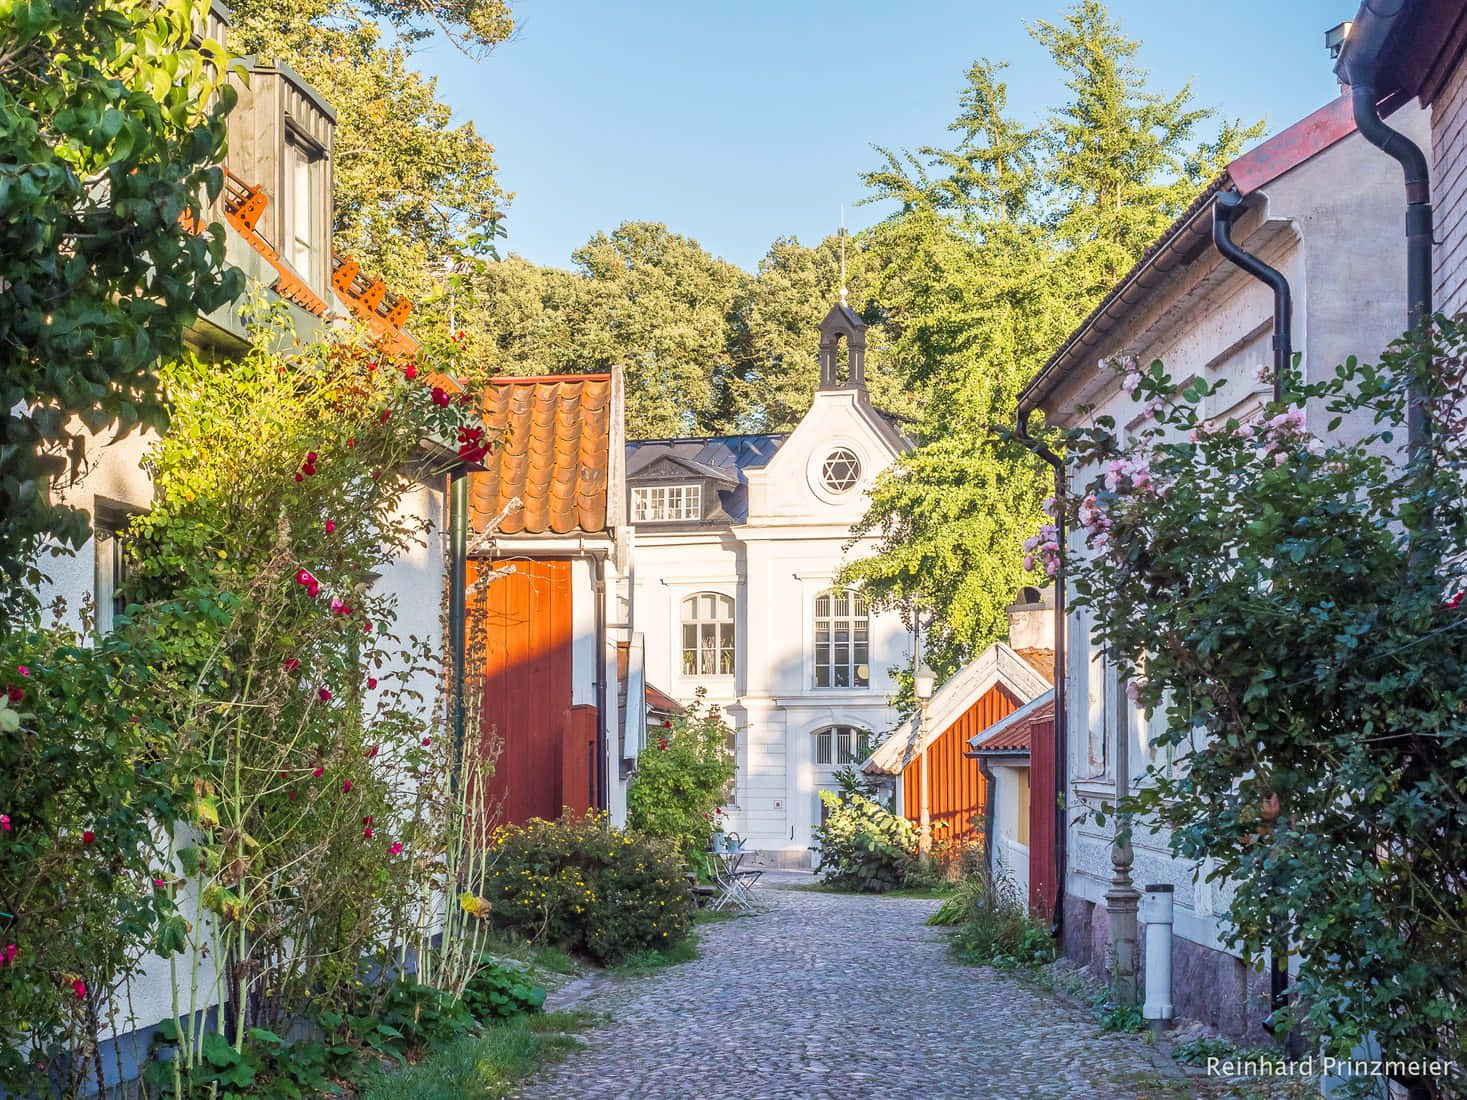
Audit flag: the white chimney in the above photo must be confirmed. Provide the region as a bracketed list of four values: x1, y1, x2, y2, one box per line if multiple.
[1006, 587, 1055, 652]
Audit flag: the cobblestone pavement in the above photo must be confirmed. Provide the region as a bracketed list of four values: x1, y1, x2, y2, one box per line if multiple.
[516, 872, 1197, 1100]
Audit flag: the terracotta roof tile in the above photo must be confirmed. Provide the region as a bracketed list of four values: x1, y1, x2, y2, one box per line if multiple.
[1014, 648, 1055, 684]
[472, 375, 612, 535]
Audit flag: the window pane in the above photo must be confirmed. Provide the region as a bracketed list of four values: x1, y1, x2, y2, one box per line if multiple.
[815, 730, 832, 765]
[815, 594, 829, 618]
[815, 664, 830, 688]
[703, 593, 717, 619]
[834, 664, 850, 688]
[715, 594, 732, 620]
[837, 728, 853, 763]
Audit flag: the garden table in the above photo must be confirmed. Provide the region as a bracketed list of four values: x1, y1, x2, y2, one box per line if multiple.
[709, 847, 761, 911]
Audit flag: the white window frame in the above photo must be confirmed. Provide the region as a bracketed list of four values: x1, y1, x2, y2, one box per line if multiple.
[93, 520, 132, 634]
[632, 483, 702, 522]
[680, 592, 734, 677]
[813, 588, 870, 689]
[283, 129, 325, 286]
[813, 725, 874, 766]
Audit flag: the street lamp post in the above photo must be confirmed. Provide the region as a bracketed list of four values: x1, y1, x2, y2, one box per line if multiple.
[913, 658, 937, 860]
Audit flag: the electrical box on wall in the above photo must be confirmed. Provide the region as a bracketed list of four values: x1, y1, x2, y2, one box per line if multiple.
[772, 799, 783, 810]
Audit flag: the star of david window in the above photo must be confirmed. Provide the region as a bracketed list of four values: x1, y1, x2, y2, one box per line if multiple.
[820, 448, 861, 494]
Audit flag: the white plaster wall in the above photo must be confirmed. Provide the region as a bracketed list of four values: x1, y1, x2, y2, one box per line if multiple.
[1042, 122, 1426, 963]
[32, 422, 158, 624]
[990, 764, 1030, 905]
[627, 387, 909, 859]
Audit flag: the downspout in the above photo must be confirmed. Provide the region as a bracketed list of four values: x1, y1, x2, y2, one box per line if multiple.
[592, 552, 608, 813]
[1211, 187, 1295, 1048]
[976, 757, 999, 883]
[1346, 60, 1434, 545]
[449, 469, 469, 773]
[1212, 190, 1291, 401]
[1014, 408, 1066, 941]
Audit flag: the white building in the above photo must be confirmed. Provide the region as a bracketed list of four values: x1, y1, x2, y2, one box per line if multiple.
[626, 302, 911, 865]
[1020, 92, 1428, 1039]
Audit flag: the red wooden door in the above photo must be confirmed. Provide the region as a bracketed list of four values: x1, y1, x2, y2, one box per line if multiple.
[1028, 714, 1058, 920]
[471, 558, 577, 825]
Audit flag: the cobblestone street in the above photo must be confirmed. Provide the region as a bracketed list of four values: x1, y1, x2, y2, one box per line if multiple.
[519, 872, 1196, 1100]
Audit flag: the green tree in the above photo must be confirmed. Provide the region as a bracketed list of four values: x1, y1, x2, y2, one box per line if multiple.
[227, 0, 513, 321]
[0, 0, 242, 615]
[843, 1, 1258, 675]
[473, 223, 752, 439]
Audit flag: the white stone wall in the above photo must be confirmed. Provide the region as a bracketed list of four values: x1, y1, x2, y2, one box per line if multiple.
[990, 763, 1030, 905]
[628, 389, 909, 861]
[1040, 121, 1425, 962]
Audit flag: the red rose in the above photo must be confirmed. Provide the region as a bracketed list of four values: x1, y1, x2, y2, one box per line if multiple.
[294, 472, 304, 482]
[404, 364, 418, 380]
[307, 452, 318, 463]
[318, 687, 332, 702]
[82, 831, 95, 845]
[380, 410, 391, 423]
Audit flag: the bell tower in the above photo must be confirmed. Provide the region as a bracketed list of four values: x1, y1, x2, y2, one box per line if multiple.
[817, 301, 867, 394]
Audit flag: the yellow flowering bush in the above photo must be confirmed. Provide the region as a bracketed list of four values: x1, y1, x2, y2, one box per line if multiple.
[483, 812, 691, 965]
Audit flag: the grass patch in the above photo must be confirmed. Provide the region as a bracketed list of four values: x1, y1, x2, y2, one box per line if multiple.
[884, 884, 957, 899]
[358, 1011, 593, 1100]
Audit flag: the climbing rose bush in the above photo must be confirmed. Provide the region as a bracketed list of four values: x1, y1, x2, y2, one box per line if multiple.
[1034, 321, 1467, 1093]
[0, 626, 186, 1096]
[118, 313, 492, 1075]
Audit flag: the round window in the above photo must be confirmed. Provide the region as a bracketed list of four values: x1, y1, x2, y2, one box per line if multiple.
[820, 447, 861, 493]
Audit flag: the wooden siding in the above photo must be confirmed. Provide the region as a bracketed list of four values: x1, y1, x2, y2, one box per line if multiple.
[1028, 714, 1058, 921]
[1435, 56, 1467, 317]
[469, 559, 596, 826]
[901, 683, 1021, 847]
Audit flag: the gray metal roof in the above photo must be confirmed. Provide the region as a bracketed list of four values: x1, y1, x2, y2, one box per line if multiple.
[625, 433, 786, 524]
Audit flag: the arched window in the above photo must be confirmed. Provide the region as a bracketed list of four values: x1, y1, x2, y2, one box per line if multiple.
[813, 725, 874, 766]
[681, 592, 735, 677]
[814, 588, 869, 688]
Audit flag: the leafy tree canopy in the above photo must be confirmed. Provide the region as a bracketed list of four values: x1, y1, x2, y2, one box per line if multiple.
[0, 0, 242, 617]
[843, 0, 1260, 676]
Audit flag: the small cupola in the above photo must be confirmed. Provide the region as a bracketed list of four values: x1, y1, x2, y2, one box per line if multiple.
[817, 300, 868, 395]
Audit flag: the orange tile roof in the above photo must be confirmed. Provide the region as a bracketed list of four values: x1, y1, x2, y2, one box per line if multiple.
[472, 374, 612, 535]
[1014, 648, 1055, 684]
[646, 683, 685, 716]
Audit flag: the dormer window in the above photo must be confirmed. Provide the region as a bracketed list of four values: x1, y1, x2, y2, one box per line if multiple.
[632, 484, 701, 522]
[283, 128, 325, 287]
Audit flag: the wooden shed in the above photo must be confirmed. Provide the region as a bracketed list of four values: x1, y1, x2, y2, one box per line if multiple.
[862, 644, 1051, 849]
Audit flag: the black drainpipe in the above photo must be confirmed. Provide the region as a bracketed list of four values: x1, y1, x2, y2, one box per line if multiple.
[1348, 73, 1434, 537]
[1211, 187, 1296, 1048]
[1014, 409, 1066, 943]
[1213, 189, 1291, 401]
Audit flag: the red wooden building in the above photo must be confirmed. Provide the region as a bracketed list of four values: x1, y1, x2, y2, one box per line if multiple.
[862, 642, 1051, 849]
[467, 372, 631, 825]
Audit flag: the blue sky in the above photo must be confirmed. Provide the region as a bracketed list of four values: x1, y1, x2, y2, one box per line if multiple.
[418, 0, 1354, 272]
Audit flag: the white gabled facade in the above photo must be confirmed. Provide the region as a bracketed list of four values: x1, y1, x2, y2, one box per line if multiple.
[627, 303, 911, 865]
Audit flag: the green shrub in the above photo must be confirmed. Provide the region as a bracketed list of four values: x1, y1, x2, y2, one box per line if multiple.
[461, 959, 546, 1022]
[625, 693, 735, 866]
[812, 788, 918, 893]
[483, 812, 692, 965]
[948, 866, 1055, 970]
